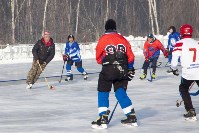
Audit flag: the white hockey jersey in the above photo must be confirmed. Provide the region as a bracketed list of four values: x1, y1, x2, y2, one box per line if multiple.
[171, 38, 199, 80]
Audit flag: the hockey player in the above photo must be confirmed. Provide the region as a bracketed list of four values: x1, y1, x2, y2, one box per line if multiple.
[140, 34, 168, 80]
[91, 19, 137, 129]
[26, 31, 55, 89]
[171, 24, 199, 121]
[166, 26, 180, 72]
[62, 34, 88, 81]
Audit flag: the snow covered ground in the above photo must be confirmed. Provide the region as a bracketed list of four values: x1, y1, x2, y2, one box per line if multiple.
[0, 55, 199, 133]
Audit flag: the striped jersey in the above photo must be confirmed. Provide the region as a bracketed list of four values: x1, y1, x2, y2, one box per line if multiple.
[171, 38, 199, 80]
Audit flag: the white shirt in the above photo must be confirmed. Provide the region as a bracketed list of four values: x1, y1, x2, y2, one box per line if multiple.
[171, 38, 199, 80]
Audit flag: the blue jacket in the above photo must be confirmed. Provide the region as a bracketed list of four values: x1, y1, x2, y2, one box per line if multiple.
[167, 32, 180, 51]
[64, 41, 81, 62]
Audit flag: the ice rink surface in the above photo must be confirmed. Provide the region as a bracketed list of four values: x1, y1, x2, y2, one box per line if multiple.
[0, 55, 199, 133]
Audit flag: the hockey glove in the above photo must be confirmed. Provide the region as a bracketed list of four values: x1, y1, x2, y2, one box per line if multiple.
[128, 67, 135, 81]
[172, 68, 179, 76]
[164, 52, 168, 58]
[145, 58, 150, 62]
[63, 54, 69, 61]
[37, 60, 46, 65]
[36, 60, 40, 64]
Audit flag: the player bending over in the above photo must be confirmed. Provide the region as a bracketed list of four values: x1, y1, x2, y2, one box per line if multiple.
[140, 34, 168, 80]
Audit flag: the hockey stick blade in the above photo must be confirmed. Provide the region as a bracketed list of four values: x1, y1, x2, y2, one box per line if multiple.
[50, 85, 55, 90]
[176, 100, 183, 107]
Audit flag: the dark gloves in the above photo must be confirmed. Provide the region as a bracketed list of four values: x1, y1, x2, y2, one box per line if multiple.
[128, 67, 135, 81]
[145, 58, 150, 62]
[63, 54, 69, 61]
[166, 48, 169, 52]
[171, 68, 179, 76]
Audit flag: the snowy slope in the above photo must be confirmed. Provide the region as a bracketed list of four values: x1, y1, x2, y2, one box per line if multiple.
[0, 56, 199, 133]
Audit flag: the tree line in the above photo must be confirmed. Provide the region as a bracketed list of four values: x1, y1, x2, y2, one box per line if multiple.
[0, 0, 198, 45]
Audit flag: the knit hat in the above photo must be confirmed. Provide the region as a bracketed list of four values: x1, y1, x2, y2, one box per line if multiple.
[105, 19, 117, 31]
[44, 31, 50, 36]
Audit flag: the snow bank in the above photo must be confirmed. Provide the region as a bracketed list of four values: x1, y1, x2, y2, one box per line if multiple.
[0, 35, 169, 64]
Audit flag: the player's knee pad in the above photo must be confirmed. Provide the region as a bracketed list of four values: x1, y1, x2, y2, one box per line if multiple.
[77, 67, 84, 73]
[115, 88, 132, 109]
[98, 91, 109, 116]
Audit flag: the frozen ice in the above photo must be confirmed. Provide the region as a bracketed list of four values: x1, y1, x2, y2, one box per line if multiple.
[0, 55, 199, 133]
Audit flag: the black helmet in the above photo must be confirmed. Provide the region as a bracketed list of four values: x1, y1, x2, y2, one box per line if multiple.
[68, 34, 74, 40]
[105, 19, 117, 31]
[147, 33, 154, 38]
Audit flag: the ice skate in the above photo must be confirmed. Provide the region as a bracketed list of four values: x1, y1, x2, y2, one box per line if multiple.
[184, 109, 197, 121]
[152, 73, 156, 79]
[121, 108, 138, 127]
[139, 73, 146, 80]
[26, 83, 32, 89]
[91, 110, 110, 129]
[83, 72, 88, 80]
[65, 74, 73, 81]
[167, 67, 173, 73]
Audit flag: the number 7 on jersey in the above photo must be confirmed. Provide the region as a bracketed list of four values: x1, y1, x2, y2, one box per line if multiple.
[189, 48, 197, 62]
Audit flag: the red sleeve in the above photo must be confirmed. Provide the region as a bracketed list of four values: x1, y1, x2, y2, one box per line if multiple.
[172, 42, 183, 52]
[143, 41, 149, 58]
[125, 40, 134, 63]
[157, 40, 167, 55]
[96, 37, 104, 64]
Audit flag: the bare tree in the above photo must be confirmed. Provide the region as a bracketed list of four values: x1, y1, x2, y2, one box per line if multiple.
[0, 0, 199, 45]
[42, 0, 49, 35]
[28, 0, 33, 38]
[151, 0, 159, 35]
[148, 0, 154, 34]
[105, 0, 109, 21]
[75, 0, 81, 38]
[11, 0, 15, 44]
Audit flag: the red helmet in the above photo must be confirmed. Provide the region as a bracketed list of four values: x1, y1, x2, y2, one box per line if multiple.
[180, 24, 193, 36]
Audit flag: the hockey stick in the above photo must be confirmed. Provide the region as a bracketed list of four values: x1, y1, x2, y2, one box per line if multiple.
[38, 63, 55, 90]
[59, 61, 66, 83]
[189, 90, 199, 96]
[156, 61, 162, 67]
[147, 64, 153, 82]
[108, 101, 118, 124]
[165, 61, 169, 67]
[189, 81, 199, 96]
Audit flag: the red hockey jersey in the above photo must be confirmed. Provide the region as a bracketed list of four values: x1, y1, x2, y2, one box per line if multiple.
[96, 32, 134, 65]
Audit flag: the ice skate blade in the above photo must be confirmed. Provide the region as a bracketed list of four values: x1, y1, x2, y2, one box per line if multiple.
[122, 122, 138, 127]
[91, 124, 107, 129]
[84, 75, 88, 80]
[26, 84, 32, 89]
[185, 116, 197, 121]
